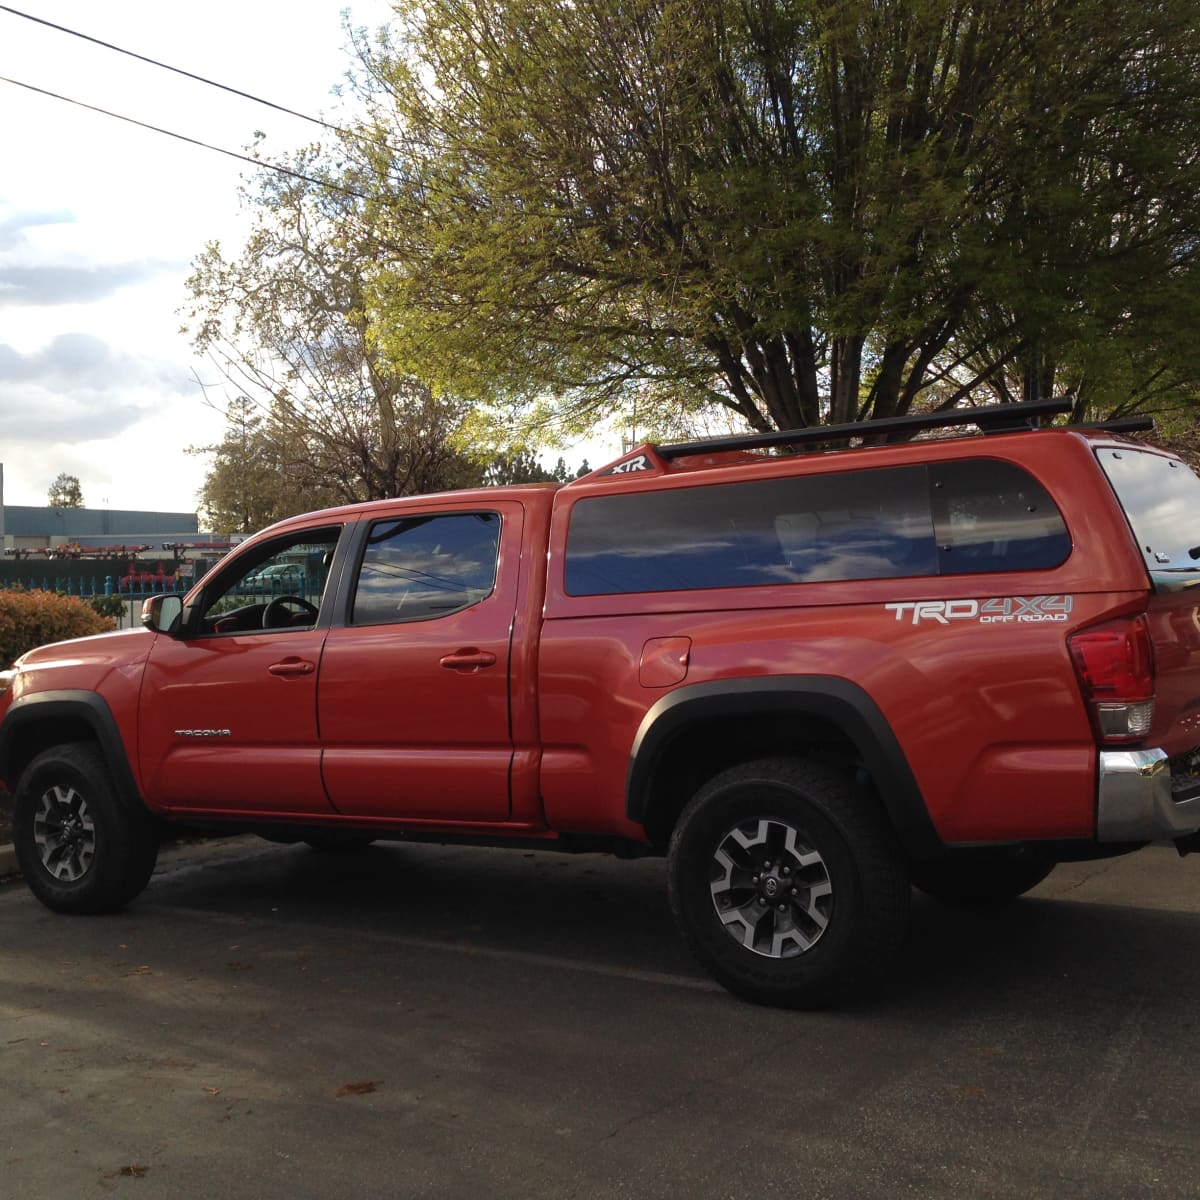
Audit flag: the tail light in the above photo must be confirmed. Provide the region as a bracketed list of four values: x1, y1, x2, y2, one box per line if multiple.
[1068, 615, 1155, 744]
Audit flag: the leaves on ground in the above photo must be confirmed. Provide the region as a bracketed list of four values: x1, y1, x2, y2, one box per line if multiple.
[335, 1080, 379, 1098]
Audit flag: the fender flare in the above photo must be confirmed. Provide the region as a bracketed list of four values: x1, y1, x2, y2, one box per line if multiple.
[626, 675, 943, 858]
[0, 690, 145, 811]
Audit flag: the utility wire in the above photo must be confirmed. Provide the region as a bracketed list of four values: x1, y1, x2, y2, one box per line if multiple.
[0, 2, 342, 134]
[0, 74, 367, 201]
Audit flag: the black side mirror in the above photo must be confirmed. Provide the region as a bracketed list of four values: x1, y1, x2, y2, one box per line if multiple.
[141, 594, 184, 636]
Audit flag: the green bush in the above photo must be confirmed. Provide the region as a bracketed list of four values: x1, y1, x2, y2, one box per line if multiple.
[86, 594, 128, 621]
[0, 589, 115, 667]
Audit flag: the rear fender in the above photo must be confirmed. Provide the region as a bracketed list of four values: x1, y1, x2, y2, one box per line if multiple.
[626, 676, 942, 858]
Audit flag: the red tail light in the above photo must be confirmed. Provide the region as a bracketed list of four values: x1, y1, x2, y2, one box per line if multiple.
[1068, 615, 1155, 744]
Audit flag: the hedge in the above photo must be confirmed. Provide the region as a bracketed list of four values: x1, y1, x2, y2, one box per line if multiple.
[0, 589, 116, 668]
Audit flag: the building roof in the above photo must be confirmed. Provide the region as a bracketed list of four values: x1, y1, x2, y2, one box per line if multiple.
[2, 505, 198, 540]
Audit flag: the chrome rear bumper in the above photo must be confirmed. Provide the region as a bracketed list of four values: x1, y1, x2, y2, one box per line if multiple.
[1097, 748, 1200, 842]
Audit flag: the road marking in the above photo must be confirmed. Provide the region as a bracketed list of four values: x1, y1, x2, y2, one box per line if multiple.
[139, 902, 722, 993]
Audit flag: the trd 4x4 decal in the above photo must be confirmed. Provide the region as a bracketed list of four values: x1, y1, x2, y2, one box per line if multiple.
[886, 596, 1074, 626]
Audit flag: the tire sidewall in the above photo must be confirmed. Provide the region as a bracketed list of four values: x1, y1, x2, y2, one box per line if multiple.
[670, 769, 871, 1005]
[14, 744, 155, 914]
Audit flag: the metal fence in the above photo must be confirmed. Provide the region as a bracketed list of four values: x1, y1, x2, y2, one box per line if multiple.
[0, 572, 320, 629]
[0, 574, 186, 629]
[0, 574, 182, 599]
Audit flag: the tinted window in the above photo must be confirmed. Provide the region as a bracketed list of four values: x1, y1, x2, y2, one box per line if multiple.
[931, 460, 1070, 574]
[352, 512, 500, 624]
[564, 467, 937, 596]
[1096, 448, 1200, 571]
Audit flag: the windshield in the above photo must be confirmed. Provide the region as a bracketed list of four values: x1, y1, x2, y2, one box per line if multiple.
[1096, 447, 1200, 572]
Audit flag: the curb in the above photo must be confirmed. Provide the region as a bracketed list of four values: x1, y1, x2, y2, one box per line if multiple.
[0, 843, 17, 879]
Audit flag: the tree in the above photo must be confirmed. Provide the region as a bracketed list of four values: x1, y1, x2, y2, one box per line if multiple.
[346, 0, 1200, 433]
[182, 149, 487, 521]
[47, 473, 83, 509]
[484, 451, 581, 484]
[188, 396, 296, 535]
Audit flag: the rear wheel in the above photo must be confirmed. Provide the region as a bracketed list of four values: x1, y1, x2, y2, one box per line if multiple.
[910, 854, 1054, 906]
[13, 742, 159, 914]
[667, 757, 909, 1009]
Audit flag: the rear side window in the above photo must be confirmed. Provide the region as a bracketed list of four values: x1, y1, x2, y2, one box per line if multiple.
[931, 460, 1071, 575]
[564, 458, 1070, 596]
[1096, 448, 1200, 572]
[564, 467, 936, 595]
[352, 512, 500, 624]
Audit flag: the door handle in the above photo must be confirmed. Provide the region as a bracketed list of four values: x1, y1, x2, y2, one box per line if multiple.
[439, 648, 497, 671]
[268, 658, 315, 677]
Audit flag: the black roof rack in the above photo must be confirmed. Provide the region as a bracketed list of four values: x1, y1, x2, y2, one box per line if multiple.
[1075, 416, 1155, 435]
[655, 398, 1074, 460]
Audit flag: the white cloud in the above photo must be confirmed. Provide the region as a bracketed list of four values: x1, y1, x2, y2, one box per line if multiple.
[0, 0, 394, 513]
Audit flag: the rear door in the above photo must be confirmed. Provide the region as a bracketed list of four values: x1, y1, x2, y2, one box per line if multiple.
[318, 502, 520, 821]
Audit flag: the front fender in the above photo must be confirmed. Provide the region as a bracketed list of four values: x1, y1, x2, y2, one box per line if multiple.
[0, 690, 146, 812]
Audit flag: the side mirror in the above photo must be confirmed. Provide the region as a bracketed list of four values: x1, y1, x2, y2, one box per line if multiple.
[141, 594, 184, 635]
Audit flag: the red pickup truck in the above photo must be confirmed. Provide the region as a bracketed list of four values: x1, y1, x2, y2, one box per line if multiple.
[4, 398, 1200, 1007]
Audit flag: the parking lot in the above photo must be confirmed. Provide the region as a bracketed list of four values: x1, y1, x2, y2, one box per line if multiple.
[3, 837, 1200, 1199]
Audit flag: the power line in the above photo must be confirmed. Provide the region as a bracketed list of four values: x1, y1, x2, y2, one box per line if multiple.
[0, 74, 367, 201]
[0, 2, 342, 134]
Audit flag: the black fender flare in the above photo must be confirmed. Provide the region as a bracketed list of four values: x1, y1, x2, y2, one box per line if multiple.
[626, 675, 943, 858]
[0, 690, 146, 812]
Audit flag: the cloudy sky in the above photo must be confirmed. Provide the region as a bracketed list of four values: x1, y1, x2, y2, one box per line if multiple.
[0, 0, 394, 515]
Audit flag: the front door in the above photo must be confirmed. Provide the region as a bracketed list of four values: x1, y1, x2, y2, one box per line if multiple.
[318, 504, 519, 821]
[138, 526, 344, 817]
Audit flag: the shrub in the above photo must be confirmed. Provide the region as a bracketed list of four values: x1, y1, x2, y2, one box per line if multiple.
[86, 594, 128, 621]
[0, 589, 115, 667]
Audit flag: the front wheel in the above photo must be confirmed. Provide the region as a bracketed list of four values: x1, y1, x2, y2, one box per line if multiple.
[13, 742, 159, 914]
[668, 757, 909, 1009]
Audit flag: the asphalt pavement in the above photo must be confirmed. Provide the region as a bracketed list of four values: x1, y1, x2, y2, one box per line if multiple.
[3, 836, 1200, 1199]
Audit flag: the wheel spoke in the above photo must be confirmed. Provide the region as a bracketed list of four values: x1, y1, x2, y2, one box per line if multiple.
[32, 784, 96, 882]
[710, 816, 833, 961]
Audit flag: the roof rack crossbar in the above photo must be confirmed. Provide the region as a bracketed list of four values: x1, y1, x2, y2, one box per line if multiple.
[655, 398, 1074, 460]
[1075, 416, 1155, 434]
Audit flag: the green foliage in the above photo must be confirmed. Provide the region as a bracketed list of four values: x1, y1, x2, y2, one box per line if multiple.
[0, 590, 114, 667]
[85, 594, 127, 621]
[47, 473, 84, 509]
[484, 451, 580, 485]
[341, 0, 1200, 431]
[188, 396, 303, 535]
[182, 155, 488, 529]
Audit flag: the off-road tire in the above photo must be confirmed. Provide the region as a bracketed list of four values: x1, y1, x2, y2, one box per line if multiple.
[668, 757, 909, 1009]
[910, 855, 1054, 906]
[13, 742, 159, 914]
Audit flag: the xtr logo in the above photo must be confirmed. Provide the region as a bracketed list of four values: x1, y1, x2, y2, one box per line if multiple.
[606, 455, 650, 474]
[886, 596, 1074, 626]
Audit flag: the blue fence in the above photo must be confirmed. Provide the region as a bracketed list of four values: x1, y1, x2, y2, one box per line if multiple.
[0, 574, 182, 599]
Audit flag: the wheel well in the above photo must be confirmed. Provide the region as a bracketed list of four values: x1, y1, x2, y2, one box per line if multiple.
[6, 718, 98, 790]
[639, 714, 862, 846]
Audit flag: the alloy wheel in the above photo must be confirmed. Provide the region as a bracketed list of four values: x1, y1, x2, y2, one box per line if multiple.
[709, 817, 833, 958]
